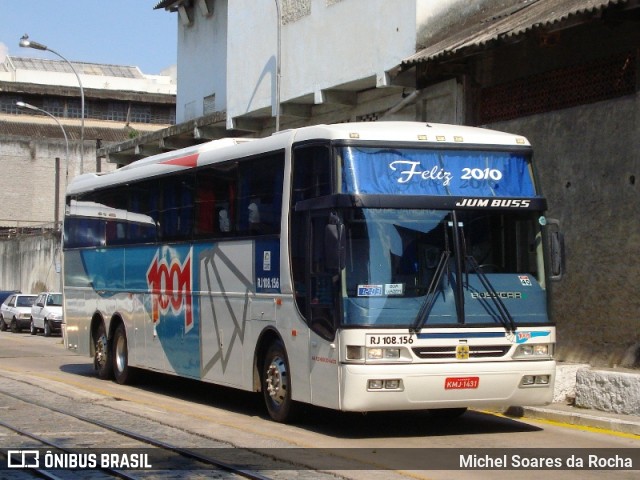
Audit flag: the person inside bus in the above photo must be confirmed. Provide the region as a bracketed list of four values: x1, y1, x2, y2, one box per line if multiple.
[219, 209, 231, 233]
[248, 202, 266, 234]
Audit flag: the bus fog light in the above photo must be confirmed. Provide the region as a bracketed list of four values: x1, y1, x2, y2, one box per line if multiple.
[346, 346, 364, 360]
[368, 379, 383, 389]
[535, 375, 550, 385]
[520, 375, 551, 387]
[385, 379, 400, 389]
[521, 375, 535, 386]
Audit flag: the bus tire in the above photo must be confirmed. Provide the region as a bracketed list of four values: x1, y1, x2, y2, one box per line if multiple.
[262, 340, 297, 423]
[112, 323, 133, 385]
[94, 322, 113, 380]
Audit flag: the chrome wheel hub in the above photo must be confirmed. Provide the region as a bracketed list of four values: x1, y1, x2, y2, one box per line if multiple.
[266, 357, 287, 405]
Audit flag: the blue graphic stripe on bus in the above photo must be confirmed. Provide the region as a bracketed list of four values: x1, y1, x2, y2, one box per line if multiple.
[508, 330, 551, 344]
[342, 148, 536, 197]
[79, 244, 202, 377]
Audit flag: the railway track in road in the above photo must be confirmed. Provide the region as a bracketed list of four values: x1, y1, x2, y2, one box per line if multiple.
[0, 390, 270, 480]
[0, 374, 340, 480]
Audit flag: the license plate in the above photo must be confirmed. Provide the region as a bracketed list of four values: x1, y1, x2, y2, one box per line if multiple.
[444, 376, 479, 390]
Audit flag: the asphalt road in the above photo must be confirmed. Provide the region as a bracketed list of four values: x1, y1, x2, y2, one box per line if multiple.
[0, 331, 638, 479]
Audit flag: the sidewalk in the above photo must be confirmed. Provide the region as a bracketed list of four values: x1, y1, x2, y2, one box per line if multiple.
[506, 363, 640, 436]
[510, 403, 640, 435]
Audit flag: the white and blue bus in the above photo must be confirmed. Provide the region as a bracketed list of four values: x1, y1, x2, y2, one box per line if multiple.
[63, 122, 562, 422]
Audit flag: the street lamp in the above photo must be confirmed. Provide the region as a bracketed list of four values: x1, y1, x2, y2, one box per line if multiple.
[274, 0, 281, 132]
[19, 34, 84, 173]
[16, 101, 69, 226]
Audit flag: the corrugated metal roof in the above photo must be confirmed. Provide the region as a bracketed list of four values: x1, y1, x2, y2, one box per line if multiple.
[0, 115, 165, 143]
[9, 56, 144, 79]
[154, 0, 182, 10]
[403, 0, 630, 65]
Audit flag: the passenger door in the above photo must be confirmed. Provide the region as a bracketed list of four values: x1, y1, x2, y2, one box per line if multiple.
[307, 213, 341, 408]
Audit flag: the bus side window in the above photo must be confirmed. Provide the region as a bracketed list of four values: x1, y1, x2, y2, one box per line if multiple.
[200, 162, 237, 236]
[161, 175, 194, 242]
[195, 172, 216, 237]
[64, 217, 106, 249]
[129, 180, 159, 244]
[237, 153, 284, 236]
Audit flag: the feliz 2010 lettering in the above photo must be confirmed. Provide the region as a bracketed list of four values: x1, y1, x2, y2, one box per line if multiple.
[389, 160, 453, 186]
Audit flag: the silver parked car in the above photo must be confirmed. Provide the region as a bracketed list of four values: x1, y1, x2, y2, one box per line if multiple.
[30, 292, 63, 336]
[0, 294, 37, 333]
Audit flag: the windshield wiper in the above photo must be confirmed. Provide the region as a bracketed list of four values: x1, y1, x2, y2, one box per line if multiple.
[465, 255, 517, 333]
[411, 250, 450, 333]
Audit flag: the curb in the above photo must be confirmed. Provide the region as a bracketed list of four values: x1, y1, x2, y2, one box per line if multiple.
[518, 405, 640, 436]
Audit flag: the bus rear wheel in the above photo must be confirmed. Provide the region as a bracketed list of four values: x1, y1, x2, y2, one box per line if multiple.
[94, 322, 113, 380]
[112, 323, 133, 385]
[262, 340, 297, 423]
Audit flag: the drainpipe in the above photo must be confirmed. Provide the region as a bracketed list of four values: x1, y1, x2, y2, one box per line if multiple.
[381, 89, 420, 119]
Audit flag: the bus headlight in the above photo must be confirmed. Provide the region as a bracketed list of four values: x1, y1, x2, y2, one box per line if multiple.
[514, 344, 553, 359]
[345, 345, 410, 363]
[367, 347, 400, 360]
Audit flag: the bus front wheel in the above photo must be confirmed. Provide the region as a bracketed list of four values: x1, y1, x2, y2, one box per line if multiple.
[262, 340, 297, 423]
[94, 322, 113, 380]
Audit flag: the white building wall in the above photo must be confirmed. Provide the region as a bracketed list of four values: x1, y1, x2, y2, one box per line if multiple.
[0, 233, 62, 293]
[175, 0, 431, 125]
[226, 0, 418, 127]
[175, 0, 228, 123]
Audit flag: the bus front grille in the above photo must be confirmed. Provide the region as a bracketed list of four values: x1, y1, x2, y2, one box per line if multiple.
[412, 345, 510, 359]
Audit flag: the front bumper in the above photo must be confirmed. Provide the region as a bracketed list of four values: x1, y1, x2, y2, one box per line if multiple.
[340, 360, 555, 412]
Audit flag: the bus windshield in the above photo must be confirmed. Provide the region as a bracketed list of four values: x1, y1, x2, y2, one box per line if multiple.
[342, 208, 547, 328]
[340, 146, 536, 198]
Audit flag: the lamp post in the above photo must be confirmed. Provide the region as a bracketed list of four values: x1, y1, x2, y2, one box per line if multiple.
[16, 101, 69, 227]
[274, 0, 281, 132]
[19, 34, 84, 174]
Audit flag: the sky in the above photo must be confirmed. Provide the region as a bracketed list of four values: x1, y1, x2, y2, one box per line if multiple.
[0, 0, 177, 75]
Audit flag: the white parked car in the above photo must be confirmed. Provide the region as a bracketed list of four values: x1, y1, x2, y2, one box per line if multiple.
[0, 294, 37, 333]
[31, 292, 63, 337]
[30, 292, 63, 337]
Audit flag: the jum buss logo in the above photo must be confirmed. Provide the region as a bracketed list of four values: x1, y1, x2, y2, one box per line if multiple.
[146, 247, 193, 333]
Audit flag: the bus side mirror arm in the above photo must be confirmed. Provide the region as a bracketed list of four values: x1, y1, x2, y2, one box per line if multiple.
[546, 218, 565, 281]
